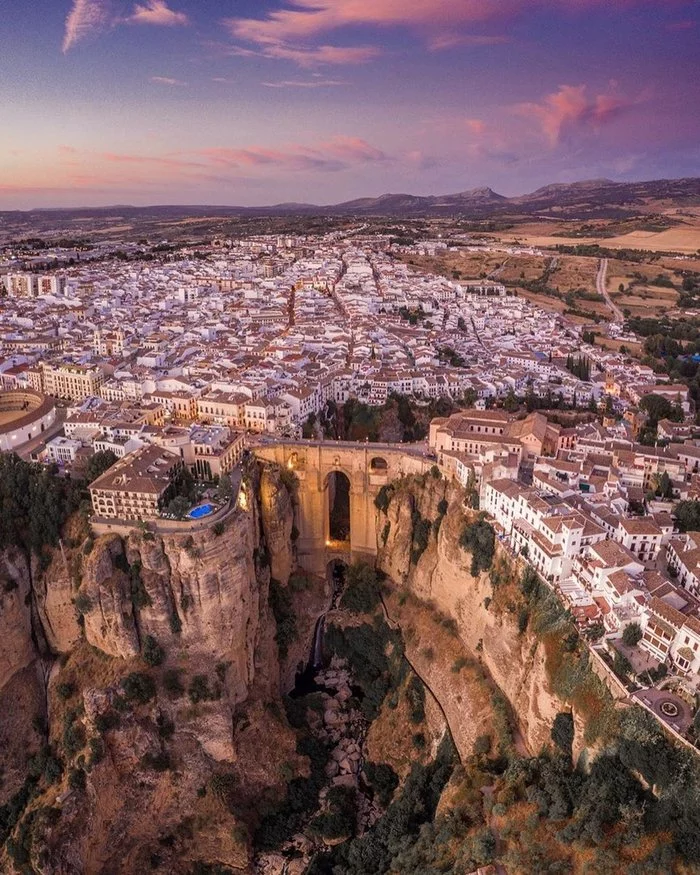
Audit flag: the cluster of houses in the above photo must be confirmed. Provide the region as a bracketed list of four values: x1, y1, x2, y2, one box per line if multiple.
[2, 232, 690, 442]
[431, 408, 700, 688]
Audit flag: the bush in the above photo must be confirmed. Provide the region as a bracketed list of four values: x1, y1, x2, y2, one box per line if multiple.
[437, 498, 448, 516]
[163, 669, 185, 698]
[188, 674, 215, 705]
[459, 518, 495, 576]
[142, 635, 165, 667]
[340, 563, 381, 614]
[56, 681, 76, 701]
[94, 710, 120, 733]
[412, 732, 426, 750]
[269, 579, 297, 659]
[405, 675, 426, 725]
[74, 591, 92, 614]
[121, 672, 156, 705]
[363, 762, 399, 807]
[551, 712, 574, 757]
[212, 521, 225, 537]
[68, 768, 86, 792]
[411, 512, 432, 565]
[374, 485, 394, 513]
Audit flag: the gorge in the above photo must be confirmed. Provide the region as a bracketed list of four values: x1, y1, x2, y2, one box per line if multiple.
[0, 451, 699, 873]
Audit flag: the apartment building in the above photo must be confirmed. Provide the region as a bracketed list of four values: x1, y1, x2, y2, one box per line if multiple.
[39, 362, 105, 401]
[89, 445, 183, 520]
[640, 597, 700, 676]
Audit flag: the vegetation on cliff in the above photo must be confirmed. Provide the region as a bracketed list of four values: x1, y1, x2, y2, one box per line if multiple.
[0, 453, 85, 563]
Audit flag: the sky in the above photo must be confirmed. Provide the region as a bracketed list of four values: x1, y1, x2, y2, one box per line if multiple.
[1, 0, 699, 209]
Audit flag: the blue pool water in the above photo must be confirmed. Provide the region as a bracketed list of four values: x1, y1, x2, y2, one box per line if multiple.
[188, 503, 215, 520]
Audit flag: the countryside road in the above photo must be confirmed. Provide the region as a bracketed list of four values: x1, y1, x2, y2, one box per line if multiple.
[596, 257, 624, 323]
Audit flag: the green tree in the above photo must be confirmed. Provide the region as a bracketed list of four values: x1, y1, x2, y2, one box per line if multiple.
[84, 450, 118, 483]
[674, 500, 700, 533]
[622, 623, 642, 647]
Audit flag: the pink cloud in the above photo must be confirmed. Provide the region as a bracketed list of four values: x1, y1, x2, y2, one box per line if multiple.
[101, 152, 203, 169]
[223, 0, 658, 64]
[150, 75, 188, 86]
[465, 118, 487, 136]
[62, 0, 114, 53]
[128, 1, 189, 26]
[63, 0, 188, 52]
[516, 84, 633, 145]
[200, 136, 388, 173]
[262, 78, 347, 87]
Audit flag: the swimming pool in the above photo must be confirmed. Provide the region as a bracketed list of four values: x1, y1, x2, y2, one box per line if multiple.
[188, 503, 215, 520]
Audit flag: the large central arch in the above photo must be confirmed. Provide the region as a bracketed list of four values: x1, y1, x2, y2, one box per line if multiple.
[326, 470, 351, 544]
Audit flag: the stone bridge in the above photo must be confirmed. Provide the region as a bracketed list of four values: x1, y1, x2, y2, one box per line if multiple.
[252, 438, 432, 574]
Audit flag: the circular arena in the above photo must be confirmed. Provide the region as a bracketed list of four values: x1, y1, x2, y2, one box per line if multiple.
[0, 389, 56, 453]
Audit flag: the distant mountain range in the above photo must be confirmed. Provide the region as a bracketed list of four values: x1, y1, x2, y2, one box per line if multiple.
[3, 177, 700, 224]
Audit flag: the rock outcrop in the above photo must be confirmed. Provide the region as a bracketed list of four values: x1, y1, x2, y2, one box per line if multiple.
[377, 474, 570, 755]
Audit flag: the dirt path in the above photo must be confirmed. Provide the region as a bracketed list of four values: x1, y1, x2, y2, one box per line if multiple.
[596, 257, 623, 322]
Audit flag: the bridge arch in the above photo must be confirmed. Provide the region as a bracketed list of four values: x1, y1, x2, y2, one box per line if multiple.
[326, 469, 351, 544]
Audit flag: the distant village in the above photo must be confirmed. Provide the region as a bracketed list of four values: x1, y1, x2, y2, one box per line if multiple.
[2, 229, 700, 740]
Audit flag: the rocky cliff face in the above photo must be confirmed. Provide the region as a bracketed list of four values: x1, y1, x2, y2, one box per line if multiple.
[377, 474, 573, 756]
[0, 463, 308, 874]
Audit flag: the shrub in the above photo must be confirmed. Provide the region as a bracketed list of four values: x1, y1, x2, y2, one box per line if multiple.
[363, 762, 399, 807]
[68, 768, 86, 792]
[88, 738, 105, 767]
[210, 773, 238, 807]
[459, 518, 495, 576]
[374, 485, 394, 513]
[411, 511, 432, 565]
[121, 672, 156, 705]
[381, 521, 391, 545]
[56, 681, 76, 701]
[128, 560, 151, 610]
[405, 675, 426, 725]
[62, 721, 86, 758]
[452, 656, 470, 673]
[169, 610, 182, 634]
[437, 498, 448, 515]
[551, 712, 575, 757]
[212, 521, 225, 537]
[163, 669, 185, 698]
[340, 563, 381, 614]
[430, 465, 441, 479]
[142, 635, 165, 667]
[324, 619, 405, 721]
[269, 579, 297, 659]
[94, 710, 120, 733]
[412, 732, 426, 750]
[188, 674, 214, 705]
[74, 591, 92, 615]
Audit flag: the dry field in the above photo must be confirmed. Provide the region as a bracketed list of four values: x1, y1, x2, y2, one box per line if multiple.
[497, 214, 700, 255]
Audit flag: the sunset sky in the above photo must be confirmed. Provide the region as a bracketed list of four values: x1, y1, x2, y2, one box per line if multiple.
[1, 0, 699, 208]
